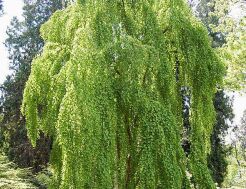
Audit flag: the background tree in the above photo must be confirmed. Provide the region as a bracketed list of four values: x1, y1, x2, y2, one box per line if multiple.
[220, 17, 246, 91]
[190, 0, 245, 91]
[191, 0, 226, 47]
[0, 0, 63, 172]
[0, 0, 3, 14]
[239, 110, 246, 161]
[207, 91, 234, 186]
[209, 0, 246, 91]
[22, 0, 224, 188]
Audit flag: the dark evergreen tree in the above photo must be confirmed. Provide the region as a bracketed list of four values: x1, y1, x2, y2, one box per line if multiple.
[208, 91, 234, 186]
[0, 0, 3, 16]
[0, 0, 63, 172]
[0, 0, 3, 12]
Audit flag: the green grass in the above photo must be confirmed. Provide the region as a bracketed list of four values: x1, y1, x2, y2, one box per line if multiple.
[0, 154, 37, 189]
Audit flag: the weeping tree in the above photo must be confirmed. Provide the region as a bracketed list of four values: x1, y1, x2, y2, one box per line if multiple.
[22, 0, 224, 188]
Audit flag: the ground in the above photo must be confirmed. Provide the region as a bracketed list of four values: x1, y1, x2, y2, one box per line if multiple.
[0, 154, 37, 189]
[0, 153, 245, 189]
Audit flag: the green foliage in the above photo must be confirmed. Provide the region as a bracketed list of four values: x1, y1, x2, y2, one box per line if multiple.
[223, 147, 246, 188]
[220, 17, 246, 91]
[190, 1, 237, 185]
[203, 0, 246, 91]
[22, 0, 224, 188]
[222, 110, 246, 187]
[31, 167, 53, 188]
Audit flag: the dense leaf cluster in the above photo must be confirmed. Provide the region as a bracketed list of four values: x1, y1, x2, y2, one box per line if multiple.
[22, 0, 224, 188]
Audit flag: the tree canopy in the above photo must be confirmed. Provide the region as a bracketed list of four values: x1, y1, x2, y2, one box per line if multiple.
[208, 0, 246, 91]
[22, 0, 224, 188]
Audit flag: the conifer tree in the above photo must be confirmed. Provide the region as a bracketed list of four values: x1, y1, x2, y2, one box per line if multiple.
[22, 0, 225, 188]
[207, 91, 234, 186]
[0, 0, 63, 171]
